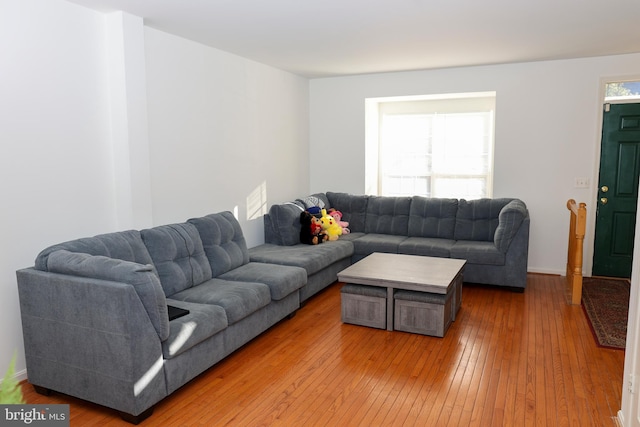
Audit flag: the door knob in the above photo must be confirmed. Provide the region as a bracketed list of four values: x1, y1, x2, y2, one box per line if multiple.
[600, 197, 608, 205]
[601, 185, 609, 192]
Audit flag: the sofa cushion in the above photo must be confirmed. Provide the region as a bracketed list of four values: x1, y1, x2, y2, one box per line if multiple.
[161, 299, 228, 359]
[188, 212, 250, 277]
[249, 241, 354, 276]
[326, 192, 368, 233]
[141, 223, 212, 296]
[35, 230, 154, 271]
[494, 200, 527, 253]
[364, 196, 411, 235]
[169, 278, 270, 325]
[352, 233, 408, 257]
[408, 197, 458, 239]
[333, 231, 366, 242]
[398, 237, 456, 258]
[450, 240, 505, 266]
[46, 250, 170, 341]
[218, 262, 306, 301]
[454, 198, 514, 242]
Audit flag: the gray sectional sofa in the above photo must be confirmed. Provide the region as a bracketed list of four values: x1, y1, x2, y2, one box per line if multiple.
[17, 212, 307, 423]
[16, 192, 529, 424]
[250, 192, 530, 293]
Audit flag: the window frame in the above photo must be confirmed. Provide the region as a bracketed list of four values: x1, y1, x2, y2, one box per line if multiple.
[365, 92, 496, 199]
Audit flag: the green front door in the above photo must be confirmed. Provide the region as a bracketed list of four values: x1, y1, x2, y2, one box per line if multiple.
[592, 103, 640, 278]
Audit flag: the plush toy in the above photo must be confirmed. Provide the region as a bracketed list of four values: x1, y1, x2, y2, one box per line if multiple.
[310, 214, 325, 237]
[320, 209, 343, 240]
[306, 206, 322, 216]
[328, 208, 350, 234]
[299, 211, 328, 245]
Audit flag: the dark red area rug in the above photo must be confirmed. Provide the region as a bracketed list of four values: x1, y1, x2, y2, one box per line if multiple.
[581, 277, 630, 350]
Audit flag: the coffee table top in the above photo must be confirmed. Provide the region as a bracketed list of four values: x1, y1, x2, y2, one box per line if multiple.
[337, 253, 466, 294]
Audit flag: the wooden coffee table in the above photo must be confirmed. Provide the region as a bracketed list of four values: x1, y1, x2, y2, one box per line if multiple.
[338, 253, 466, 335]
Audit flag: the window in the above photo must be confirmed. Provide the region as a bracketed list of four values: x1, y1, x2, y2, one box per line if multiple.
[365, 93, 495, 199]
[604, 81, 640, 101]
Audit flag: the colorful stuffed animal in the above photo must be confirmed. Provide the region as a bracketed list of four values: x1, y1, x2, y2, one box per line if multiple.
[306, 206, 322, 216]
[328, 208, 350, 234]
[320, 209, 342, 240]
[299, 211, 328, 245]
[310, 215, 325, 238]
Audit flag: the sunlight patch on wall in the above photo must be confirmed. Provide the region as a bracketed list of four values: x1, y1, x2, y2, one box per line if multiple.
[247, 181, 267, 220]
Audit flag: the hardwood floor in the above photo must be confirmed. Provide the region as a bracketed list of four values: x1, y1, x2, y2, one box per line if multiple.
[22, 274, 625, 426]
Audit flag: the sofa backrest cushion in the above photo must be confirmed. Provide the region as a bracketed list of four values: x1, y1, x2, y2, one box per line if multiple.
[188, 211, 250, 277]
[454, 198, 514, 242]
[326, 192, 368, 233]
[408, 197, 458, 239]
[46, 250, 170, 341]
[34, 230, 154, 272]
[494, 199, 528, 252]
[141, 223, 212, 296]
[364, 196, 412, 235]
[265, 193, 329, 246]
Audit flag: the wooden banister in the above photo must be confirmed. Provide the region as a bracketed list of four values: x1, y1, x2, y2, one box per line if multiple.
[566, 199, 587, 305]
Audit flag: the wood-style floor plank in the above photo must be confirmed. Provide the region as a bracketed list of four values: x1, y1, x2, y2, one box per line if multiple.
[21, 274, 624, 426]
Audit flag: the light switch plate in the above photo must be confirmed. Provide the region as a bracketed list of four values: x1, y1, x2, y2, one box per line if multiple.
[574, 177, 589, 188]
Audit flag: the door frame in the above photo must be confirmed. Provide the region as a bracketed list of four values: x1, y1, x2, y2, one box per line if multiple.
[592, 75, 640, 427]
[583, 75, 640, 277]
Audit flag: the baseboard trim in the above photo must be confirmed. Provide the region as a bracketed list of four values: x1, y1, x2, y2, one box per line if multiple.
[14, 368, 28, 383]
[527, 268, 564, 276]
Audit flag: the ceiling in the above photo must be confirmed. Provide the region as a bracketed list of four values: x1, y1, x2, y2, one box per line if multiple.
[67, 0, 640, 78]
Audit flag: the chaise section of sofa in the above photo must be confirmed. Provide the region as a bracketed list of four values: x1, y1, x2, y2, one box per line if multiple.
[250, 193, 354, 302]
[249, 242, 353, 302]
[16, 211, 307, 423]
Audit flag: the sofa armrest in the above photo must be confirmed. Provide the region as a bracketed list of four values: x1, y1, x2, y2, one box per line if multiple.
[494, 199, 528, 253]
[16, 267, 167, 416]
[46, 250, 169, 340]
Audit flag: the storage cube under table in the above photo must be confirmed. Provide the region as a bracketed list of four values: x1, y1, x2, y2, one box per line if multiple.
[394, 288, 454, 337]
[341, 284, 387, 329]
[338, 253, 466, 337]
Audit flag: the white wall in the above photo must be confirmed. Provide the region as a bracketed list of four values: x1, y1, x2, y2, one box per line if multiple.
[0, 0, 116, 377]
[144, 28, 310, 247]
[309, 54, 640, 275]
[0, 0, 310, 381]
[106, 11, 154, 230]
[620, 204, 640, 426]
